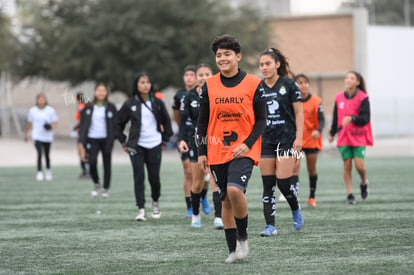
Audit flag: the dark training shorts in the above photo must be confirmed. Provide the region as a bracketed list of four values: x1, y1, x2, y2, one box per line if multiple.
[261, 142, 299, 159]
[210, 157, 254, 201]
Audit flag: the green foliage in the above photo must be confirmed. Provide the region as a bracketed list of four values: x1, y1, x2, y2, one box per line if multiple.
[0, 6, 18, 70]
[16, 0, 269, 93]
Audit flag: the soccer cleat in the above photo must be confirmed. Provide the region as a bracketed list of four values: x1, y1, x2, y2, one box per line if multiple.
[259, 224, 277, 237]
[101, 189, 109, 198]
[151, 201, 161, 219]
[235, 240, 249, 260]
[79, 173, 91, 179]
[36, 171, 44, 181]
[91, 183, 100, 197]
[201, 197, 211, 215]
[135, 208, 146, 221]
[292, 208, 304, 230]
[186, 207, 193, 218]
[278, 193, 287, 202]
[214, 217, 224, 230]
[45, 169, 53, 181]
[360, 181, 369, 199]
[347, 193, 356, 205]
[307, 198, 317, 208]
[191, 214, 201, 228]
[225, 252, 238, 264]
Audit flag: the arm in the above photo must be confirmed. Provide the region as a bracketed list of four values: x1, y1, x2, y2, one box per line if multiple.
[173, 110, 180, 125]
[233, 84, 267, 159]
[116, 102, 130, 145]
[351, 97, 370, 126]
[292, 101, 304, 151]
[24, 122, 32, 142]
[328, 103, 338, 143]
[159, 101, 173, 142]
[196, 84, 209, 172]
[312, 103, 325, 139]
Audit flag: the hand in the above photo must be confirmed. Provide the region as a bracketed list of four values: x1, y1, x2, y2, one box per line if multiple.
[232, 143, 249, 159]
[342, 116, 352, 127]
[178, 140, 189, 153]
[328, 135, 334, 143]
[160, 124, 164, 133]
[79, 144, 87, 162]
[292, 138, 302, 154]
[123, 146, 129, 153]
[311, 130, 320, 139]
[24, 134, 28, 142]
[198, 155, 208, 173]
[44, 123, 52, 130]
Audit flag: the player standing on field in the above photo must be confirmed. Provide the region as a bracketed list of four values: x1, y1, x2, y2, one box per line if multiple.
[197, 34, 266, 263]
[258, 48, 304, 237]
[328, 71, 373, 205]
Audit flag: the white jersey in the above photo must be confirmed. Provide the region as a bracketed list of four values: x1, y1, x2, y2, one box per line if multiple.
[138, 102, 162, 149]
[28, 105, 58, 142]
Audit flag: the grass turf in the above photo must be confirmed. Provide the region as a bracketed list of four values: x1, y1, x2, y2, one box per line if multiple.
[0, 155, 413, 274]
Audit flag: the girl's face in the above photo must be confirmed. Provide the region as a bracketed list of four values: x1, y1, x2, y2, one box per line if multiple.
[137, 76, 152, 95]
[183, 71, 196, 89]
[94, 85, 108, 102]
[344, 72, 359, 91]
[259, 54, 280, 80]
[196, 67, 212, 87]
[215, 49, 241, 75]
[36, 95, 47, 107]
[296, 77, 310, 96]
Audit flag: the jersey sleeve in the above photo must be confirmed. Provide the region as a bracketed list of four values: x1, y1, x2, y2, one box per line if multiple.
[329, 102, 338, 137]
[50, 107, 58, 122]
[317, 103, 325, 133]
[289, 79, 302, 103]
[196, 83, 209, 156]
[178, 94, 189, 141]
[27, 108, 34, 122]
[352, 97, 370, 126]
[172, 92, 181, 110]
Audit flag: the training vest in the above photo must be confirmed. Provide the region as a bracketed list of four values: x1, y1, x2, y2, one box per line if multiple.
[302, 94, 323, 150]
[335, 90, 373, 147]
[206, 73, 262, 165]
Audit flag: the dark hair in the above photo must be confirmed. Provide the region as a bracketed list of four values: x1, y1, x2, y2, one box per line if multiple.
[76, 92, 86, 103]
[35, 93, 48, 106]
[260, 48, 291, 77]
[348, 71, 367, 94]
[93, 82, 109, 102]
[211, 34, 241, 54]
[184, 65, 196, 74]
[195, 63, 213, 74]
[295, 73, 310, 83]
[133, 72, 155, 97]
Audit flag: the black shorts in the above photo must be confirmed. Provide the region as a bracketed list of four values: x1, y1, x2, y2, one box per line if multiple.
[176, 145, 189, 161]
[187, 141, 198, 163]
[261, 142, 299, 158]
[302, 148, 319, 155]
[210, 158, 254, 201]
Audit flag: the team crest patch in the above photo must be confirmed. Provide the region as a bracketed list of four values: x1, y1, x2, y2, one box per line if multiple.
[131, 105, 137, 112]
[86, 109, 91, 115]
[279, 86, 287, 95]
[107, 111, 113, 118]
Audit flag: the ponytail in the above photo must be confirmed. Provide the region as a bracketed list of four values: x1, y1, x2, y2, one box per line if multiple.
[349, 71, 367, 94]
[260, 48, 291, 77]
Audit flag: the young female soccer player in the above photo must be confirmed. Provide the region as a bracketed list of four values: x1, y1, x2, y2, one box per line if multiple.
[79, 83, 117, 198]
[197, 34, 266, 263]
[258, 48, 304, 237]
[293, 74, 325, 208]
[74, 92, 90, 179]
[172, 66, 208, 218]
[178, 64, 223, 229]
[24, 93, 58, 181]
[117, 72, 172, 221]
[328, 71, 373, 205]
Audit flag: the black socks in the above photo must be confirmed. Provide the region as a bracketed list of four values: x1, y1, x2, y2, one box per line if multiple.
[309, 175, 317, 198]
[191, 192, 201, 215]
[225, 228, 237, 253]
[262, 175, 276, 226]
[212, 191, 222, 218]
[201, 188, 207, 199]
[235, 215, 248, 241]
[277, 177, 299, 211]
[185, 196, 192, 209]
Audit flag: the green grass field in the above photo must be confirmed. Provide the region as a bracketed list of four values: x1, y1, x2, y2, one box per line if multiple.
[1, 155, 413, 274]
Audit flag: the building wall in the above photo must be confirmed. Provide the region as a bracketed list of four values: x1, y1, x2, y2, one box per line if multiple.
[267, 13, 355, 133]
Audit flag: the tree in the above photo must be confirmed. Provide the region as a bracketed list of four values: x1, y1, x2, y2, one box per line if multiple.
[342, 0, 414, 26]
[15, 0, 269, 93]
[0, 4, 18, 71]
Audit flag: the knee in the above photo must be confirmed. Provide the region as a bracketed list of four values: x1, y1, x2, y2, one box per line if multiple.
[227, 186, 243, 198]
[355, 162, 366, 173]
[343, 161, 352, 172]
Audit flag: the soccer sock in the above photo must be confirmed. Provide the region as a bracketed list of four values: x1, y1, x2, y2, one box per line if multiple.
[185, 196, 192, 209]
[191, 192, 201, 215]
[309, 175, 317, 198]
[235, 215, 248, 241]
[224, 228, 237, 253]
[262, 175, 276, 226]
[291, 175, 300, 195]
[277, 177, 299, 211]
[81, 161, 86, 173]
[213, 191, 222, 218]
[201, 188, 207, 199]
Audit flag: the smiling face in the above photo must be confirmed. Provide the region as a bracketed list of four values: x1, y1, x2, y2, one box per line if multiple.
[196, 66, 212, 88]
[215, 48, 241, 77]
[344, 72, 360, 92]
[259, 54, 280, 80]
[94, 85, 108, 102]
[36, 95, 47, 108]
